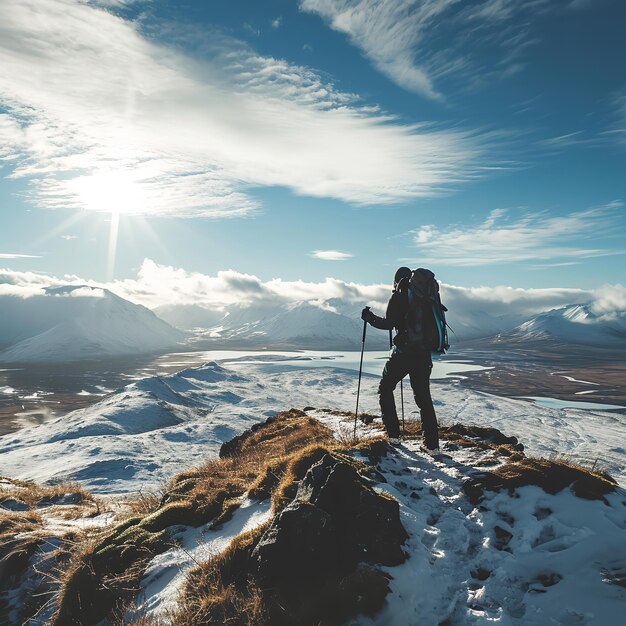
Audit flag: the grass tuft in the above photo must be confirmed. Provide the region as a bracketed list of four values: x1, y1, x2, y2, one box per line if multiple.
[464, 457, 617, 504]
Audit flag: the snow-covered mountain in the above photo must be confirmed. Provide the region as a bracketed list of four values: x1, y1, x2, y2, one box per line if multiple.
[151, 299, 626, 350]
[154, 303, 225, 331]
[444, 309, 526, 341]
[0, 286, 185, 363]
[496, 304, 626, 346]
[198, 301, 387, 349]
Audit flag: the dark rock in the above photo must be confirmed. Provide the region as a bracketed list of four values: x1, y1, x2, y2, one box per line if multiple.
[0, 497, 29, 512]
[471, 567, 491, 581]
[252, 501, 339, 584]
[494, 525, 513, 551]
[296, 454, 408, 567]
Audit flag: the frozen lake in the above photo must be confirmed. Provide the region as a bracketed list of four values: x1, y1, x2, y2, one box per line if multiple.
[0, 349, 487, 434]
[149, 349, 491, 379]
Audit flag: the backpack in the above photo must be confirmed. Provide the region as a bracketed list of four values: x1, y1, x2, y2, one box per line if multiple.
[397, 268, 449, 353]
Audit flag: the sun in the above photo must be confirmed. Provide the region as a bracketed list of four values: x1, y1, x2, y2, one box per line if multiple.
[72, 170, 148, 215]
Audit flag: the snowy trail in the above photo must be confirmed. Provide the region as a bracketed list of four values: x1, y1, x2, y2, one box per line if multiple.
[308, 419, 626, 626]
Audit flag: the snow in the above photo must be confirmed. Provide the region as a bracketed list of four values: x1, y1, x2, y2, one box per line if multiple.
[503, 304, 626, 346]
[327, 435, 626, 626]
[557, 375, 599, 386]
[1, 357, 623, 625]
[200, 301, 371, 349]
[0, 359, 624, 495]
[130, 496, 273, 620]
[0, 285, 184, 363]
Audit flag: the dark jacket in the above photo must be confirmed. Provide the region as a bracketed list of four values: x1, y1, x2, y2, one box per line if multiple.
[368, 277, 410, 333]
[369, 278, 431, 359]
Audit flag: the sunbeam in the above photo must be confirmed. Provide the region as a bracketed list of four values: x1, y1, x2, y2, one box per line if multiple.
[106, 211, 120, 280]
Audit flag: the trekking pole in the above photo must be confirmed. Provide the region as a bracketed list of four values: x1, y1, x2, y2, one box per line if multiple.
[353, 307, 369, 440]
[400, 379, 405, 435]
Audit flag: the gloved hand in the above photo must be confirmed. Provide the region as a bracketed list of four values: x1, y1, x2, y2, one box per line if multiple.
[361, 307, 375, 324]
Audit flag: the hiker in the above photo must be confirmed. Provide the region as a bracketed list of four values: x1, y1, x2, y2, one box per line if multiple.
[361, 267, 445, 454]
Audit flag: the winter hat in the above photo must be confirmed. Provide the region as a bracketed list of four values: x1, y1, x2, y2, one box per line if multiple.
[393, 266, 412, 287]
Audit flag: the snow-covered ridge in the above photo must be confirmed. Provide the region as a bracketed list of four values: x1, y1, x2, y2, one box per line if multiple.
[501, 303, 626, 346]
[2, 401, 624, 626]
[0, 285, 184, 363]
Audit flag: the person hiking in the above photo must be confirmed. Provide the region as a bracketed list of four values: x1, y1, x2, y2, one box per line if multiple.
[361, 266, 441, 454]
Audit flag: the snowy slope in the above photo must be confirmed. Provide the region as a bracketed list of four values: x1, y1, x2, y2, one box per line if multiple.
[154, 303, 225, 331]
[323, 421, 626, 626]
[1, 359, 624, 625]
[0, 358, 623, 494]
[210, 301, 371, 348]
[445, 309, 525, 341]
[498, 304, 626, 346]
[0, 286, 184, 363]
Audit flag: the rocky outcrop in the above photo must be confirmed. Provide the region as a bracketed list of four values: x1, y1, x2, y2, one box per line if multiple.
[254, 454, 407, 582]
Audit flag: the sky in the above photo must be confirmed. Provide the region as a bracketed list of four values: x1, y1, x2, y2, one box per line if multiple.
[1, 0, 625, 311]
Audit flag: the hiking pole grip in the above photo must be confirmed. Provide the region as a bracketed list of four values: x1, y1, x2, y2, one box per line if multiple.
[354, 308, 369, 440]
[362, 307, 370, 342]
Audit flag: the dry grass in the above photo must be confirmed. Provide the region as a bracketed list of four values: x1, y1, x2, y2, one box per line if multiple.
[118, 490, 163, 518]
[173, 526, 270, 626]
[390, 421, 616, 503]
[464, 456, 617, 504]
[168, 416, 395, 626]
[0, 511, 45, 593]
[174, 524, 391, 626]
[0, 505, 85, 624]
[0, 476, 93, 511]
[49, 410, 342, 626]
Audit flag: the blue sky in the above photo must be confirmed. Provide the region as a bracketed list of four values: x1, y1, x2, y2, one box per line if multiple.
[1, 0, 625, 304]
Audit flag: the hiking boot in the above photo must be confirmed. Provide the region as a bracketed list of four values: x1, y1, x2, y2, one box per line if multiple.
[420, 445, 441, 456]
[388, 437, 402, 446]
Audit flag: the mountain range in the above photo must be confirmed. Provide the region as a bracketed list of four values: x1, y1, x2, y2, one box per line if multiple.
[1, 287, 624, 363]
[159, 300, 626, 350]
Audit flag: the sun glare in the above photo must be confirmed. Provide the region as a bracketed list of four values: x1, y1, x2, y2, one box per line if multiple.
[72, 171, 148, 215]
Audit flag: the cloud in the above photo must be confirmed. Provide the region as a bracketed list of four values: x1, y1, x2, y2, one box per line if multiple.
[300, 0, 550, 99]
[609, 92, 626, 145]
[4, 259, 626, 336]
[0, 0, 485, 217]
[272, 16, 283, 28]
[0, 253, 41, 259]
[311, 250, 353, 261]
[440, 282, 589, 319]
[408, 201, 625, 266]
[67, 286, 106, 298]
[589, 283, 626, 319]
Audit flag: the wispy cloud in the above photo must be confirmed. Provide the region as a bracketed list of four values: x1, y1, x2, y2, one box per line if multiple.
[0, 0, 485, 218]
[300, 0, 550, 99]
[0, 253, 41, 259]
[407, 201, 625, 266]
[609, 92, 626, 145]
[311, 250, 353, 261]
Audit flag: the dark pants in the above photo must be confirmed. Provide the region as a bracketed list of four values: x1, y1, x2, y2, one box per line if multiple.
[378, 351, 439, 449]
